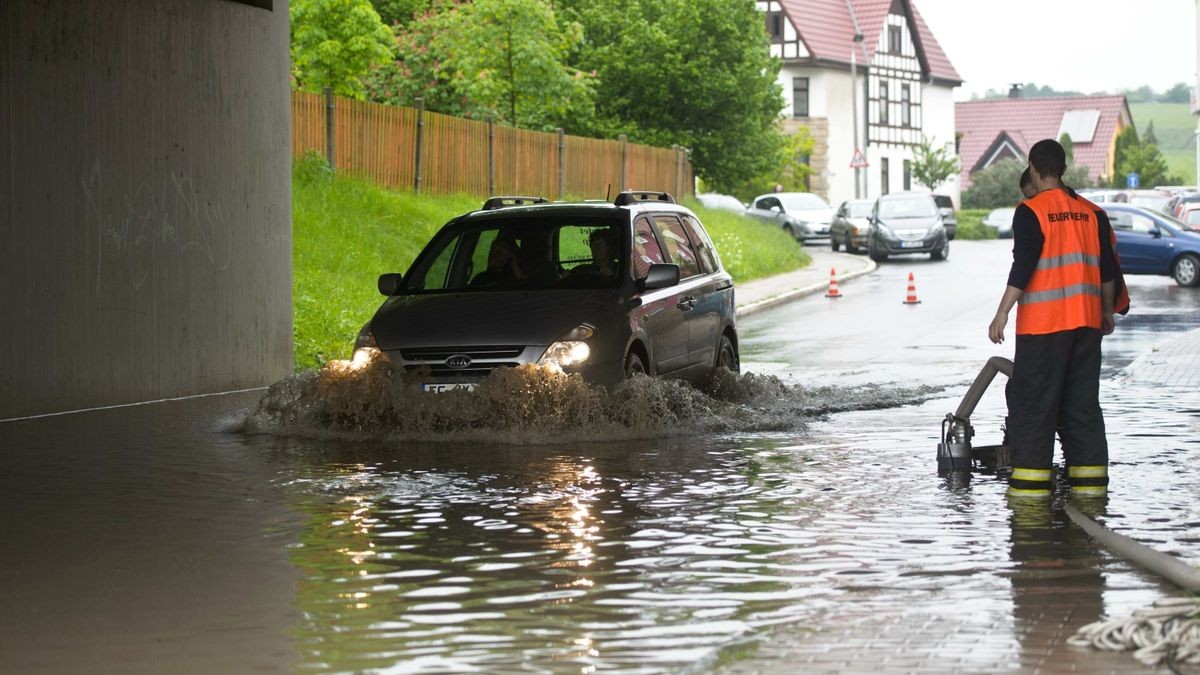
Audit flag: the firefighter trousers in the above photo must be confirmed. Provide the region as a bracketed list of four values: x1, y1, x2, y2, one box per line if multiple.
[1006, 327, 1109, 495]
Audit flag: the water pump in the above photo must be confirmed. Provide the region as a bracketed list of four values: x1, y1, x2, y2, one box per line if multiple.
[936, 356, 1014, 474]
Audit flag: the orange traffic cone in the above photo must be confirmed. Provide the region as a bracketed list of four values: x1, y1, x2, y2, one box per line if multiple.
[902, 272, 921, 304]
[825, 267, 842, 298]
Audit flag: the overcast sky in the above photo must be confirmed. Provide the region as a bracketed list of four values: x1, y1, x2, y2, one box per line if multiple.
[915, 0, 1196, 99]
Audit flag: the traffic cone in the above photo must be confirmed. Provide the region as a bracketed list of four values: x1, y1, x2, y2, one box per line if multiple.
[825, 267, 842, 298]
[902, 272, 921, 304]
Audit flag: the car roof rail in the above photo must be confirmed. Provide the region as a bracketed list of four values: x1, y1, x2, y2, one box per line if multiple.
[481, 195, 549, 210]
[614, 191, 676, 206]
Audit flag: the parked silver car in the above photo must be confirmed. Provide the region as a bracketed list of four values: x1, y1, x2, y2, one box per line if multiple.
[745, 192, 835, 242]
[829, 199, 873, 253]
[981, 207, 1016, 239]
[356, 192, 740, 391]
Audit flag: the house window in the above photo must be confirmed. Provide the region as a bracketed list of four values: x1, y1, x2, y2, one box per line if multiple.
[879, 82, 889, 125]
[766, 11, 783, 41]
[888, 25, 901, 53]
[793, 77, 809, 117]
[901, 84, 911, 127]
[881, 158, 890, 195]
[903, 159, 912, 190]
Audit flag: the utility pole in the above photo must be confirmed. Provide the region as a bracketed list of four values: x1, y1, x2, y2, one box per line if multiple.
[851, 36, 863, 199]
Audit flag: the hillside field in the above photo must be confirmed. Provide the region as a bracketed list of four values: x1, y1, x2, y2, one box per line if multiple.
[1129, 102, 1196, 185]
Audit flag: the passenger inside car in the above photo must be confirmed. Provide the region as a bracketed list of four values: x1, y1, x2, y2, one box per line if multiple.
[568, 229, 619, 280]
[519, 233, 562, 286]
[470, 236, 526, 287]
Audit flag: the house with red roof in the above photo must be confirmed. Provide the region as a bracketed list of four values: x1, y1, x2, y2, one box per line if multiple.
[758, 0, 962, 206]
[955, 93, 1134, 190]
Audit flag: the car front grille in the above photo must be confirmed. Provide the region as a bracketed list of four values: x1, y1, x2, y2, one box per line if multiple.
[398, 345, 528, 379]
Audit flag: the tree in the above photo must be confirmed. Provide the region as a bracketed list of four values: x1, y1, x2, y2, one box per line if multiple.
[291, 0, 396, 99]
[1058, 133, 1074, 164]
[369, 0, 432, 26]
[911, 136, 959, 191]
[962, 158, 1025, 209]
[723, 126, 815, 201]
[1143, 120, 1158, 146]
[1160, 82, 1190, 104]
[558, 0, 787, 192]
[436, 0, 595, 130]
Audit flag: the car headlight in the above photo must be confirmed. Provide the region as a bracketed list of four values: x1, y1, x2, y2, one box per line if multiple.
[875, 223, 894, 238]
[538, 324, 594, 371]
[354, 323, 379, 351]
[928, 221, 945, 234]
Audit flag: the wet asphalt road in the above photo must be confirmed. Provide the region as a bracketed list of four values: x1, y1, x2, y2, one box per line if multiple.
[2, 239, 1198, 674]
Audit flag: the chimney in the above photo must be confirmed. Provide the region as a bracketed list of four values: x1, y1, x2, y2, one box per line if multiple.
[1008, 83, 1023, 99]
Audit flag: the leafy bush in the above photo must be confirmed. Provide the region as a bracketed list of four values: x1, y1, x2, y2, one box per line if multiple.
[963, 158, 1093, 209]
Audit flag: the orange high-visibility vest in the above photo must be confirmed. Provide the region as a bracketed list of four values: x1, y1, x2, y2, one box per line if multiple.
[1016, 190, 1103, 335]
[1074, 194, 1131, 316]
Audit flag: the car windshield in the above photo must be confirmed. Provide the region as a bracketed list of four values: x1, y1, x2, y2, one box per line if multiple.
[402, 216, 625, 293]
[847, 202, 873, 218]
[933, 195, 953, 209]
[879, 197, 938, 219]
[779, 193, 829, 211]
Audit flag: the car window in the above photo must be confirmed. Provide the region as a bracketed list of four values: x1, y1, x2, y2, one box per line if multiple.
[933, 195, 953, 209]
[1127, 212, 1157, 234]
[757, 197, 780, 211]
[403, 216, 624, 292]
[631, 217, 666, 280]
[778, 193, 829, 210]
[681, 214, 719, 274]
[1186, 210, 1200, 227]
[653, 215, 702, 279]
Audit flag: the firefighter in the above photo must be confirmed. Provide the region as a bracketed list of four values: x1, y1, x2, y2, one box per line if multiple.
[988, 139, 1117, 499]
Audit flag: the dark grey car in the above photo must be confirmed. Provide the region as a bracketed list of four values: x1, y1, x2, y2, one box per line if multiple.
[867, 192, 949, 262]
[355, 192, 740, 392]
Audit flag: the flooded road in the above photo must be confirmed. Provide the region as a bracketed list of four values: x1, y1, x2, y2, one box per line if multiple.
[3, 241, 1198, 673]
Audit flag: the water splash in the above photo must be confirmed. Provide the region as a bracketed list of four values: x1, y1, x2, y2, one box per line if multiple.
[244, 350, 943, 444]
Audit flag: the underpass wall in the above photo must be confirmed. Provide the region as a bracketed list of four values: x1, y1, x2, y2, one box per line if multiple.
[0, 0, 292, 418]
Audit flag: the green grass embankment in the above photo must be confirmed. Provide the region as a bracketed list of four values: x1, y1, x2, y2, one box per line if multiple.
[293, 165, 811, 370]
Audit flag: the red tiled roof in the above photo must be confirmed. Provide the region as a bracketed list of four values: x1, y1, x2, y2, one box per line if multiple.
[955, 95, 1132, 187]
[776, 0, 962, 85]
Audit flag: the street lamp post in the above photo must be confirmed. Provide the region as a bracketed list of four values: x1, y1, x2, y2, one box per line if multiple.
[850, 32, 864, 199]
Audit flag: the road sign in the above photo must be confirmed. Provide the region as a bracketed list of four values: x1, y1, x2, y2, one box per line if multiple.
[1127, 172, 1139, 188]
[850, 148, 869, 169]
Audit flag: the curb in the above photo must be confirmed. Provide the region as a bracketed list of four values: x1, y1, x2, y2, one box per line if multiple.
[1118, 325, 1200, 387]
[737, 253, 878, 318]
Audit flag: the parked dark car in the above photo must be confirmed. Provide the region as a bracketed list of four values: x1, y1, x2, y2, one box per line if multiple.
[1102, 204, 1200, 287]
[933, 194, 957, 240]
[355, 192, 740, 392]
[745, 192, 835, 242]
[829, 199, 873, 253]
[867, 192, 949, 262]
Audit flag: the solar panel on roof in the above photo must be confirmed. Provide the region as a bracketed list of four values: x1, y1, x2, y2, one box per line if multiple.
[1056, 110, 1101, 144]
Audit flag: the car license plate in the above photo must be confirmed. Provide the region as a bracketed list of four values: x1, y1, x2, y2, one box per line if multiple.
[422, 383, 477, 393]
[901, 240, 924, 248]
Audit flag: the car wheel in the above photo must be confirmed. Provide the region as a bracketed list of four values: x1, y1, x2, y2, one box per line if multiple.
[868, 241, 888, 263]
[931, 240, 949, 261]
[783, 224, 795, 239]
[624, 351, 647, 378]
[715, 335, 740, 374]
[1172, 253, 1200, 287]
[830, 234, 841, 252]
[845, 233, 859, 254]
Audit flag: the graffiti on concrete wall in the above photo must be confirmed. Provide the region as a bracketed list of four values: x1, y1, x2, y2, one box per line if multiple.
[82, 159, 235, 293]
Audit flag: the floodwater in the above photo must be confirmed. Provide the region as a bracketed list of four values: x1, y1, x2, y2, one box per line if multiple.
[3, 249, 1199, 673]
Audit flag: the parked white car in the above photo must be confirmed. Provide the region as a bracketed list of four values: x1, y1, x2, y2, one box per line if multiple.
[745, 192, 835, 242]
[982, 207, 1015, 238]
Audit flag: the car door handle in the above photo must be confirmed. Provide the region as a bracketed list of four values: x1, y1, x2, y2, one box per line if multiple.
[676, 296, 696, 310]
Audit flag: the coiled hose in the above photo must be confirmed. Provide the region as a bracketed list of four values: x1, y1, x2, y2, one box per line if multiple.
[1065, 503, 1200, 671]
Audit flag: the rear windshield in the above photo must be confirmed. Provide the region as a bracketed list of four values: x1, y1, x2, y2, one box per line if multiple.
[846, 202, 873, 218]
[933, 195, 953, 208]
[879, 197, 938, 219]
[402, 216, 625, 293]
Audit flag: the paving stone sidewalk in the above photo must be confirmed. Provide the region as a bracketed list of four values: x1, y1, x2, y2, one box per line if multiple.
[1121, 325, 1200, 389]
[736, 248, 876, 317]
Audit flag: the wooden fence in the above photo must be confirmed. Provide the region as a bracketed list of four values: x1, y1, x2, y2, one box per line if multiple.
[291, 89, 694, 200]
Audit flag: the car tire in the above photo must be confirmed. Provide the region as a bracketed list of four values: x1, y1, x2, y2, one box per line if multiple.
[931, 240, 949, 261]
[1172, 253, 1200, 287]
[831, 235, 841, 252]
[624, 351, 647, 378]
[783, 224, 796, 240]
[715, 334, 740, 374]
[868, 241, 888, 263]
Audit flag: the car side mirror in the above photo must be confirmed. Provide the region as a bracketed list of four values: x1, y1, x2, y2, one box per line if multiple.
[378, 273, 403, 296]
[770, 205, 782, 213]
[640, 263, 681, 291]
[1149, 226, 1162, 238]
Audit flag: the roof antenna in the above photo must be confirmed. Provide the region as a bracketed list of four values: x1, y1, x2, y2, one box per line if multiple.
[606, 183, 612, 201]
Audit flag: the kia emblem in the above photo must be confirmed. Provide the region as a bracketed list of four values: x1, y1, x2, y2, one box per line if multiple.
[445, 354, 472, 369]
